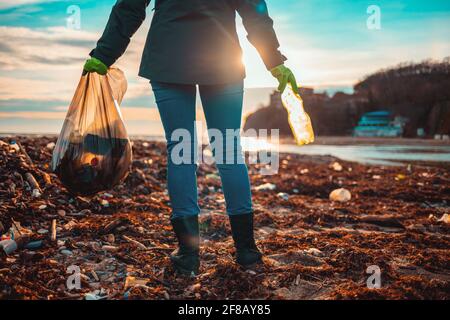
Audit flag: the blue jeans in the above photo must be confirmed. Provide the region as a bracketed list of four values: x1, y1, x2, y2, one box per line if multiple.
[152, 81, 253, 219]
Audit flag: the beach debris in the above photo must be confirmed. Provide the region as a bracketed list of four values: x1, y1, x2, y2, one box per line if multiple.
[46, 142, 56, 150]
[395, 174, 406, 181]
[329, 188, 351, 202]
[102, 192, 114, 198]
[163, 291, 170, 300]
[101, 218, 129, 235]
[8, 182, 16, 196]
[273, 287, 293, 300]
[269, 251, 324, 267]
[85, 289, 107, 300]
[360, 215, 405, 229]
[85, 293, 102, 300]
[60, 249, 73, 256]
[32, 189, 42, 198]
[25, 240, 43, 250]
[90, 270, 100, 282]
[37, 228, 48, 235]
[122, 235, 147, 250]
[124, 276, 149, 289]
[28, 174, 42, 198]
[300, 169, 309, 174]
[69, 209, 91, 217]
[9, 141, 20, 152]
[0, 136, 448, 300]
[206, 173, 220, 180]
[100, 199, 110, 207]
[102, 245, 119, 252]
[51, 219, 56, 241]
[41, 171, 52, 185]
[330, 162, 343, 172]
[21, 251, 45, 264]
[277, 192, 289, 201]
[10, 220, 32, 239]
[63, 221, 77, 231]
[106, 234, 115, 243]
[255, 183, 276, 191]
[437, 214, 450, 224]
[0, 239, 18, 255]
[304, 248, 324, 257]
[16, 140, 34, 165]
[25, 172, 41, 191]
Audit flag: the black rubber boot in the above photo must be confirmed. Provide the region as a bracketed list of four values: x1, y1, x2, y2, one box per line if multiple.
[170, 215, 200, 276]
[229, 213, 263, 268]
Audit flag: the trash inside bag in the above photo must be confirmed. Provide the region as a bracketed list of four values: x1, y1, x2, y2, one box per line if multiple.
[281, 83, 315, 145]
[52, 68, 132, 196]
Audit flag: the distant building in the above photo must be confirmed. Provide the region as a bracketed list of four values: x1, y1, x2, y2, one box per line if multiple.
[353, 111, 406, 137]
[416, 128, 425, 137]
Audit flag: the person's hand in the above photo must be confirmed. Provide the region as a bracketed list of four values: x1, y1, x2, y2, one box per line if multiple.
[83, 57, 108, 75]
[270, 64, 299, 94]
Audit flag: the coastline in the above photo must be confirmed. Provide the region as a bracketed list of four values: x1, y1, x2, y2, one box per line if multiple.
[2, 133, 450, 146]
[280, 135, 450, 146]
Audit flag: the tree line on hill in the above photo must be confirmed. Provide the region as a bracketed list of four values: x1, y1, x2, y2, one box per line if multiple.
[244, 58, 450, 137]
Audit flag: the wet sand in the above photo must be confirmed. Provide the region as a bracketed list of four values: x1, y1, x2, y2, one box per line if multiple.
[283, 136, 450, 146]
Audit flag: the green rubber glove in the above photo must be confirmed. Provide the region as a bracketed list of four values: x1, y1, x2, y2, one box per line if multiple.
[83, 57, 108, 75]
[270, 65, 299, 94]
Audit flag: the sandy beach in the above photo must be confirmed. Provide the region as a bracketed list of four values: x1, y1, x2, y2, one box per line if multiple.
[0, 136, 449, 299]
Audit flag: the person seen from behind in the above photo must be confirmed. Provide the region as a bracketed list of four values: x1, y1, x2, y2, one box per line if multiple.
[84, 0, 298, 275]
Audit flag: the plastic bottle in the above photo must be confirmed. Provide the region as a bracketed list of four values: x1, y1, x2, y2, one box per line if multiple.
[0, 239, 18, 255]
[281, 84, 315, 145]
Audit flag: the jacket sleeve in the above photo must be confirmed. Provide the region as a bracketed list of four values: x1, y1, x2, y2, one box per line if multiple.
[236, 0, 287, 70]
[90, 0, 151, 67]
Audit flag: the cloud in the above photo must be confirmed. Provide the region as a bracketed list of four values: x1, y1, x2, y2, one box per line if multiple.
[3, 3, 448, 113]
[0, 24, 154, 103]
[0, 111, 65, 119]
[0, 77, 154, 105]
[0, 42, 14, 53]
[0, 76, 76, 101]
[0, 26, 97, 70]
[0, 0, 61, 10]
[0, 107, 162, 121]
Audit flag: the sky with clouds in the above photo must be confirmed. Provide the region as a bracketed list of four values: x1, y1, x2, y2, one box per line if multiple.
[0, 0, 449, 134]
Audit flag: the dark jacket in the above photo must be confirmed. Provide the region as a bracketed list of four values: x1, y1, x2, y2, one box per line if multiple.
[90, 0, 286, 84]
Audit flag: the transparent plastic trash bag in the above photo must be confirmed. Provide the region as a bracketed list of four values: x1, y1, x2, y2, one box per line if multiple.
[281, 83, 315, 145]
[51, 68, 132, 196]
